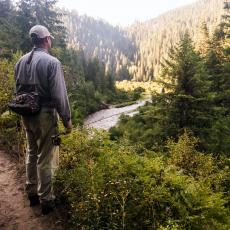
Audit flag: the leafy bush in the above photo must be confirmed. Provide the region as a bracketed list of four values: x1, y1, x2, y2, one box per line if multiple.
[0, 52, 25, 157]
[167, 131, 215, 178]
[0, 112, 25, 157]
[55, 130, 230, 229]
[0, 54, 19, 114]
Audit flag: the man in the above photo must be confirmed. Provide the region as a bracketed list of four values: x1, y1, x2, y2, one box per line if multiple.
[14, 25, 72, 215]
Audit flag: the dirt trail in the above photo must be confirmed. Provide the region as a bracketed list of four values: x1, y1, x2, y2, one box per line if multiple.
[0, 150, 63, 230]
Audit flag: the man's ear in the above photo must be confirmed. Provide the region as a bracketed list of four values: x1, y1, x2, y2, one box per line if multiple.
[44, 37, 49, 43]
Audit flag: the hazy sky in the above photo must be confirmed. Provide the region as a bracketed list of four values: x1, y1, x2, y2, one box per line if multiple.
[58, 0, 198, 26]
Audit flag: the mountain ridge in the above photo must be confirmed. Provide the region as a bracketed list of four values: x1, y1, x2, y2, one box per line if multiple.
[63, 0, 224, 81]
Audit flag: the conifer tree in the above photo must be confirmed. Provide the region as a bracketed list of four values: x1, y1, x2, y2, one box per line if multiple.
[196, 21, 211, 58]
[160, 32, 212, 145]
[0, 0, 20, 58]
[206, 2, 229, 113]
[206, 2, 230, 153]
[114, 32, 214, 150]
[16, 0, 66, 53]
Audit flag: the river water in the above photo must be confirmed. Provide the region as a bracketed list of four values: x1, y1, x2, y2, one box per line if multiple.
[84, 100, 150, 130]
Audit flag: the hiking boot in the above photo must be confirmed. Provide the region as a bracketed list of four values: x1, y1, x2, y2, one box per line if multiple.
[29, 195, 40, 207]
[41, 201, 55, 215]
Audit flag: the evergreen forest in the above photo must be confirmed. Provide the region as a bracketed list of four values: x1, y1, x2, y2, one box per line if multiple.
[65, 0, 224, 81]
[0, 0, 229, 229]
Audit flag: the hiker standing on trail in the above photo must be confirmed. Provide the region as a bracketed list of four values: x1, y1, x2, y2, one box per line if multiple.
[14, 25, 72, 215]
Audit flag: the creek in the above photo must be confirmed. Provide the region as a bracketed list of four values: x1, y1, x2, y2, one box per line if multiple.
[84, 99, 151, 130]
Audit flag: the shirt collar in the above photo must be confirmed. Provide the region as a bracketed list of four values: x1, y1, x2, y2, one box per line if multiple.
[34, 47, 48, 53]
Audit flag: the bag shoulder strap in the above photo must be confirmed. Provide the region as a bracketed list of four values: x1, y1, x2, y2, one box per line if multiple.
[26, 48, 35, 65]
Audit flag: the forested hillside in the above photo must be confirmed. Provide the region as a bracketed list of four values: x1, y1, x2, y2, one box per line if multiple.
[128, 0, 224, 81]
[65, 11, 135, 80]
[64, 0, 224, 81]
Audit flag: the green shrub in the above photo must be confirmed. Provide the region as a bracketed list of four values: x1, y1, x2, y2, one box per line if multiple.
[167, 131, 215, 178]
[0, 56, 16, 114]
[0, 112, 25, 157]
[0, 52, 25, 157]
[55, 130, 230, 229]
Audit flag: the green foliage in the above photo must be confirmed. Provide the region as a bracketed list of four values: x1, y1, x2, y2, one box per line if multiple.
[207, 117, 230, 154]
[196, 22, 211, 57]
[0, 51, 25, 155]
[0, 52, 21, 114]
[16, 0, 66, 53]
[0, 112, 25, 155]
[56, 130, 230, 229]
[113, 27, 230, 154]
[110, 88, 143, 105]
[61, 49, 117, 125]
[167, 131, 215, 179]
[109, 101, 167, 150]
[0, 0, 20, 58]
[161, 32, 213, 142]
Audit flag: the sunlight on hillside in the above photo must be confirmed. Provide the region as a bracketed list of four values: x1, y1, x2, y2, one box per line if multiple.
[116, 80, 163, 94]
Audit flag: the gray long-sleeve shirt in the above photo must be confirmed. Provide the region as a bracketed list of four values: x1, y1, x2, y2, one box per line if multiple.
[14, 48, 71, 127]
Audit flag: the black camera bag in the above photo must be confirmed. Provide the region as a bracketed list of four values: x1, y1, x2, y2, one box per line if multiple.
[8, 93, 41, 116]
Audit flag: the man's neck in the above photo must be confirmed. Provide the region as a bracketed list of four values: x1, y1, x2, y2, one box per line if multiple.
[34, 45, 49, 52]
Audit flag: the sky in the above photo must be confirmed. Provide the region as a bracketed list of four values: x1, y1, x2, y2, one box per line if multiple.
[58, 0, 198, 26]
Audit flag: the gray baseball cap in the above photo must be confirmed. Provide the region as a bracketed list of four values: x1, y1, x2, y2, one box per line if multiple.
[29, 25, 54, 39]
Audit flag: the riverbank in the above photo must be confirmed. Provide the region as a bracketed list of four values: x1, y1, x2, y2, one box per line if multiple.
[84, 98, 151, 130]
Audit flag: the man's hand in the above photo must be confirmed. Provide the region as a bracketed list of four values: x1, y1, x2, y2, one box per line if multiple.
[65, 120, 73, 134]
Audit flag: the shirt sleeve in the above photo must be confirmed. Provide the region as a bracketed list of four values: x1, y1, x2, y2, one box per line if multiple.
[14, 60, 22, 95]
[48, 59, 71, 127]
[14, 62, 19, 94]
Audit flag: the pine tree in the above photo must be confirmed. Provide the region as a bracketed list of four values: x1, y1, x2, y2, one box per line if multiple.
[160, 32, 212, 146]
[196, 21, 211, 58]
[206, 2, 230, 154]
[106, 71, 116, 92]
[206, 2, 230, 114]
[116, 32, 214, 150]
[16, 0, 66, 53]
[219, 2, 230, 113]
[0, 0, 20, 58]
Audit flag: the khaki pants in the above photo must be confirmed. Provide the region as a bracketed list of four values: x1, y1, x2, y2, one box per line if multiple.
[22, 107, 59, 203]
